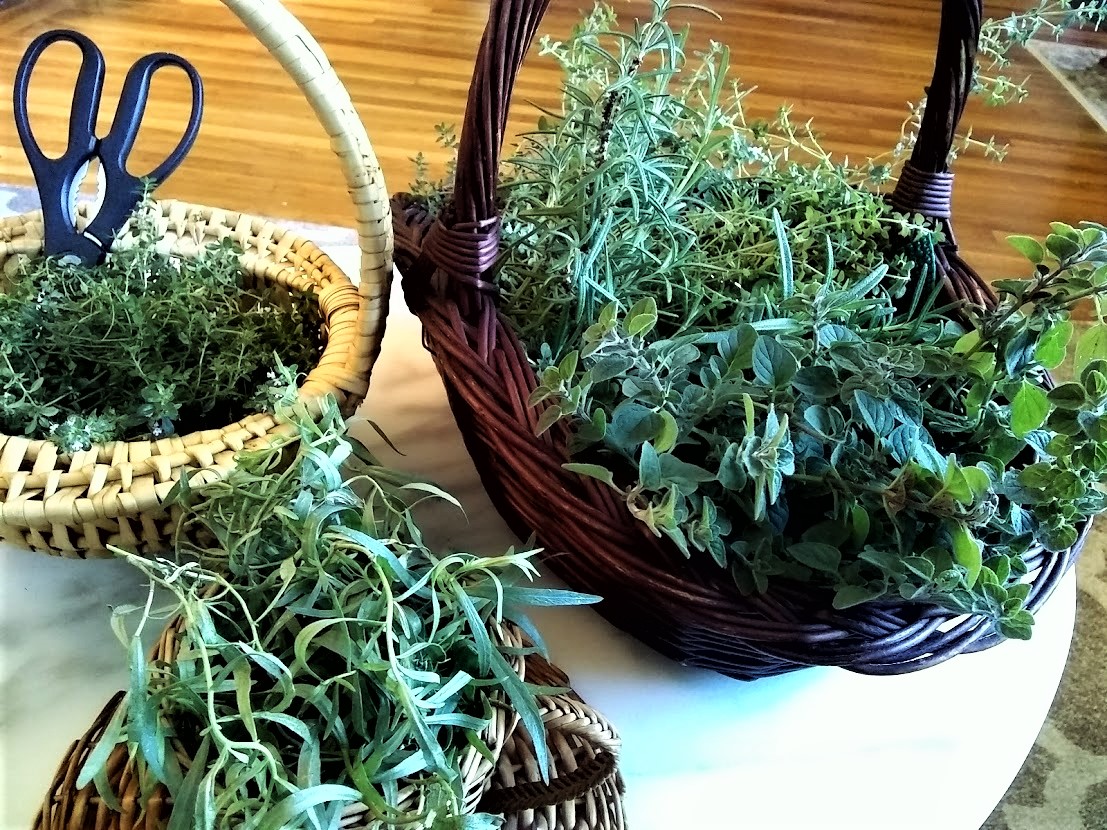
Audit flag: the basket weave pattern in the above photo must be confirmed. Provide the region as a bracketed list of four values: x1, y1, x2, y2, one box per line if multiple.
[0, 0, 392, 558]
[0, 201, 380, 556]
[33, 619, 624, 830]
[394, 0, 1089, 679]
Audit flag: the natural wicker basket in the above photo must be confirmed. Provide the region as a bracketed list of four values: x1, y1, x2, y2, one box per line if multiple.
[392, 0, 1090, 679]
[0, 0, 391, 558]
[33, 618, 625, 830]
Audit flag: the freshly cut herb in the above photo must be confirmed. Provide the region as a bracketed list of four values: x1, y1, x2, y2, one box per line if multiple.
[0, 193, 323, 452]
[411, 3, 1105, 359]
[532, 222, 1107, 638]
[434, 2, 1102, 639]
[81, 397, 594, 829]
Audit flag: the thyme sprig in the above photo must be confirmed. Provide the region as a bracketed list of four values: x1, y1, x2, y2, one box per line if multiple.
[0, 193, 323, 452]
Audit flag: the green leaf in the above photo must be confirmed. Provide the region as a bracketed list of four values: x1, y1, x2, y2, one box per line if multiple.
[1006, 235, 1045, 265]
[832, 583, 885, 609]
[659, 453, 715, 488]
[999, 611, 1034, 641]
[1034, 321, 1073, 370]
[951, 523, 983, 589]
[772, 209, 794, 299]
[626, 297, 659, 337]
[607, 402, 662, 453]
[1048, 382, 1087, 410]
[233, 660, 258, 741]
[558, 350, 579, 379]
[488, 646, 552, 783]
[791, 365, 837, 399]
[817, 324, 861, 348]
[954, 330, 981, 355]
[1039, 522, 1079, 553]
[1009, 382, 1050, 438]
[788, 542, 841, 573]
[853, 390, 895, 436]
[887, 424, 920, 464]
[1075, 324, 1107, 374]
[850, 505, 870, 547]
[256, 784, 364, 830]
[752, 336, 798, 388]
[1050, 221, 1081, 243]
[563, 462, 617, 488]
[1045, 233, 1081, 261]
[942, 458, 974, 505]
[165, 737, 210, 830]
[461, 814, 508, 830]
[75, 694, 128, 790]
[638, 442, 662, 489]
[717, 443, 747, 491]
[535, 405, 563, 437]
[655, 409, 679, 453]
[590, 355, 633, 384]
[127, 637, 179, 791]
[961, 466, 992, 499]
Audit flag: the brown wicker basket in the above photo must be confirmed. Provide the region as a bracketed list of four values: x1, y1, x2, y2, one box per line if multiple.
[33, 618, 625, 830]
[391, 0, 1090, 679]
[0, 0, 391, 558]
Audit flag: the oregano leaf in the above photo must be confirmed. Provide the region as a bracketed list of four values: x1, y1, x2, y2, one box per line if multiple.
[752, 336, 798, 388]
[1009, 381, 1050, 438]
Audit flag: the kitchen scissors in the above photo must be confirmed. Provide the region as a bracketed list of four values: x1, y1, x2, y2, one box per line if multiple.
[13, 29, 203, 264]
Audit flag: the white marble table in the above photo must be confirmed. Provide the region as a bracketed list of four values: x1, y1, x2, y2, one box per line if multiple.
[0, 240, 1076, 830]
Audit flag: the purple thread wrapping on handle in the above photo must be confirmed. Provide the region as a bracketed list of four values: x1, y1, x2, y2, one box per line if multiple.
[422, 216, 502, 294]
[890, 163, 955, 219]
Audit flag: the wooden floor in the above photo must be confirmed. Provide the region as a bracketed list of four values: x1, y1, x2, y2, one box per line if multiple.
[0, 0, 1104, 282]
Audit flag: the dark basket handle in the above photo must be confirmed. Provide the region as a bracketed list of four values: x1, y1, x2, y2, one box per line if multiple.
[423, 0, 984, 296]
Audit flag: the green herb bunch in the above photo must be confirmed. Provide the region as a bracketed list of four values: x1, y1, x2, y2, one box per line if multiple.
[480, 1, 935, 356]
[80, 397, 593, 829]
[410, 3, 1104, 359]
[531, 221, 1107, 638]
[0, 195, 323, 452]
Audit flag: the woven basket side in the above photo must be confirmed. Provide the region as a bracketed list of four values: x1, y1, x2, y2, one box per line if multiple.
[479, 655, 625, 830]
[0, 202, 362, 555]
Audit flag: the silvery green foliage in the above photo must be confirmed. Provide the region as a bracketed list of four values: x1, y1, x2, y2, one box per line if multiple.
[533, 222, 1107, 639]
[80, 398, 596, 829]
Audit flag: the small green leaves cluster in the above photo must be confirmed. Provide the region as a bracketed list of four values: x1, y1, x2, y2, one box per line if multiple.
[0, 195, 322, 452]
[81, 397, 593, 829]
[531, 221, 1107, 638]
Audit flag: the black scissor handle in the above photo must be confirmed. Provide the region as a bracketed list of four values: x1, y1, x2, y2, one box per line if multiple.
[98, 52, 204, 186]
[85, 53, 203, 247]
[13, 29, 104, 166]
[13, 30, 107, 260]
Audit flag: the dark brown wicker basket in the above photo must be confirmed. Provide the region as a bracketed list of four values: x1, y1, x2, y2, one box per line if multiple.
[391, 0, 1090, 680]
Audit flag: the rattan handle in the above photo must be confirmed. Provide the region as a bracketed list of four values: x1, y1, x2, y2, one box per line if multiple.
[889, 0, 983, 219]
[222, 0, 393, 298]
[437, 0, 982, 283]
